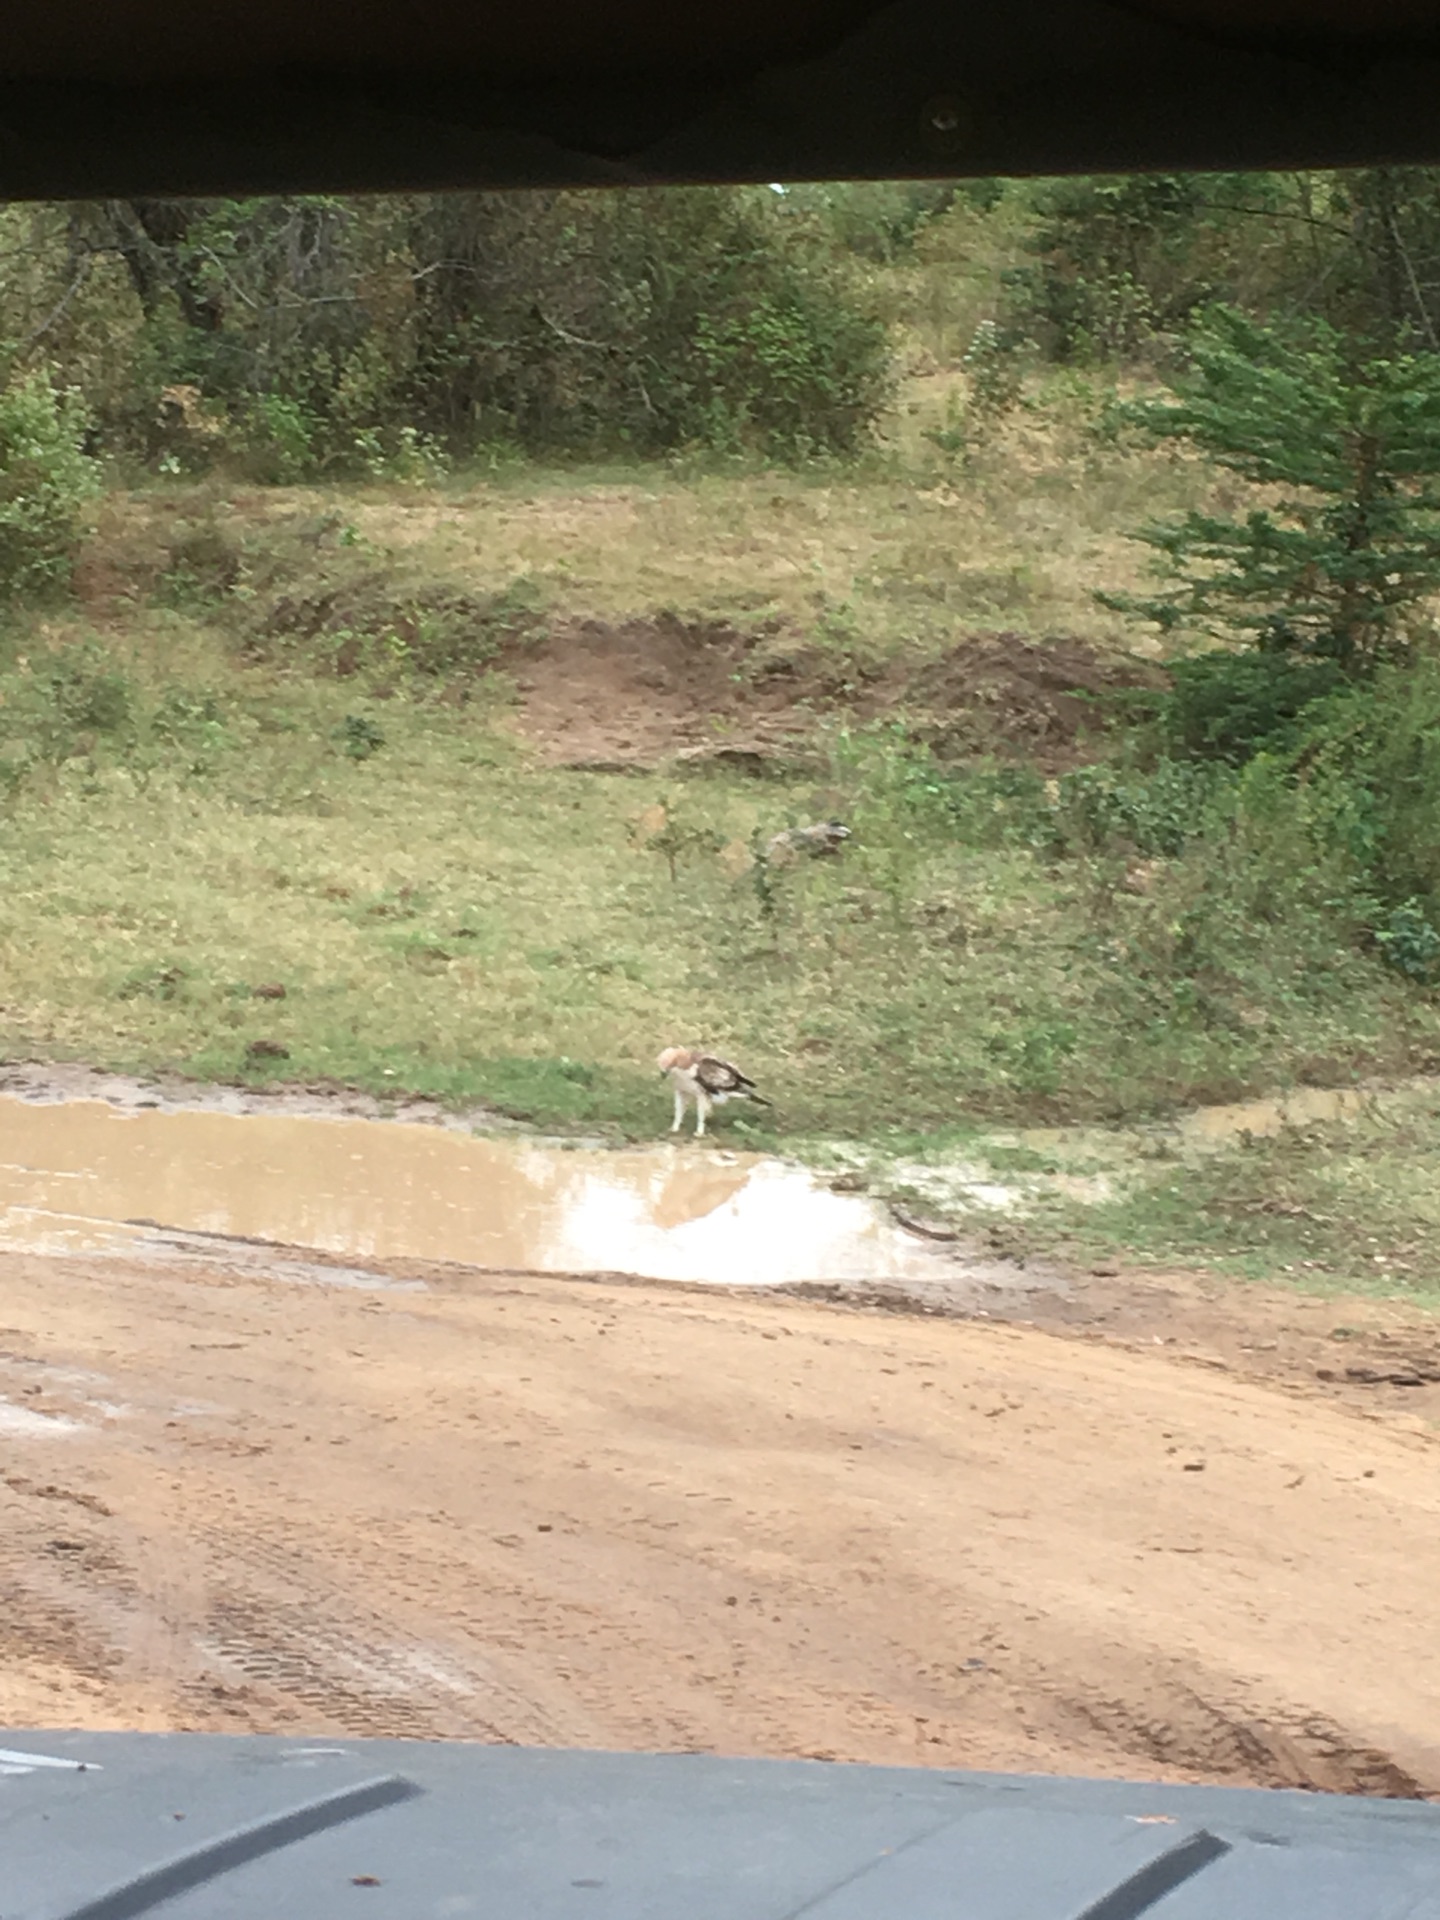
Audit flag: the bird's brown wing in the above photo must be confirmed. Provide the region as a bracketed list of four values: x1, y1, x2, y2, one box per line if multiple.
[695, 1055, 753, 1096]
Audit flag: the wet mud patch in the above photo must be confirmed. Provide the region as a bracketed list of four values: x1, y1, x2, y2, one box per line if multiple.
[0, 1059, 514, 1132]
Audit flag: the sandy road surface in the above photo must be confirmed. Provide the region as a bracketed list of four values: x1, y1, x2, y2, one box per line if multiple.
[2, 1244, 1439, 1796]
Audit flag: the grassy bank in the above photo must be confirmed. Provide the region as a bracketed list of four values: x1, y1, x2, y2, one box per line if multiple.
[0, 596, 1435, 1140]
[0, 388, 1437, 1301]
[82, 368, 1206, 659]
[1071, 1100, 1440, 1302]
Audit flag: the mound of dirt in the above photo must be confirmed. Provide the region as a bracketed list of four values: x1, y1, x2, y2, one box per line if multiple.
[501, 614, 824, 772]
[897, 632, 1168, 766]
[503, 618, 1165, 772]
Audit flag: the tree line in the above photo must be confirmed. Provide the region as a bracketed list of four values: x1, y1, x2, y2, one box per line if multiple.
[0, 190, 893, 476]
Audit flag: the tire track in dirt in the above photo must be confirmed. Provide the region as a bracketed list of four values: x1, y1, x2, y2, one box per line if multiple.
[1, 1449, 594, 1742]
[1060, 1673, 1428, 1799]
[0, 1477, 136, 1723]
[193, 1523, 584, 1743]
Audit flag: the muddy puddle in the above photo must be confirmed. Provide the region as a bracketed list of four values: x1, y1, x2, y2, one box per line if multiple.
[1174, 1082, 1400, 1148]
[0, 1094, 970, 1288]
[1, 1068, 1429, 1293]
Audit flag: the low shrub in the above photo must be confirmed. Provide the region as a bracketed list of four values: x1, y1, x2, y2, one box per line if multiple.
[0, 373, 101, 599]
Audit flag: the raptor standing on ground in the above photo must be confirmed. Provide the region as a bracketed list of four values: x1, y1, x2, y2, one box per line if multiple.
[763, 820, 852, 864]
[657, 1047, 771, 1137]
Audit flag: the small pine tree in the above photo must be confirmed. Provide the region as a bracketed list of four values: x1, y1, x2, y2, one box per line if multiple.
[1099, 305, 1440, 671]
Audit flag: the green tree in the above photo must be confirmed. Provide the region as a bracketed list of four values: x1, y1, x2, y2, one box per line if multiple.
[997, 169, 1440, 367]
[1002, 173, 1214, 362]
[401, 189, 892, 460]
[1100, 305, 1440, 670]
[38, 190, 892, 471]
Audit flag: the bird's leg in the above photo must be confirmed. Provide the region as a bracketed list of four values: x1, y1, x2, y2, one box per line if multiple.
[695, 1091, 710, 1137]
[671, 1088, 685, 1134]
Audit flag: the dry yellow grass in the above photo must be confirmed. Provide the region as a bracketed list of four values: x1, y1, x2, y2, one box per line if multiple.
[348, 386, 1207, 657]
[90, 369, 1217, 673]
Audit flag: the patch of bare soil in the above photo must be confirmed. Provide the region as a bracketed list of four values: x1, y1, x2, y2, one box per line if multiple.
[1001, 1261, 1440, 1431]
[2, 1243, 1438, 1799]
[503, 617, 1163, 773]
[898, 632, 1167, 767]
[501, 614, 814, 772]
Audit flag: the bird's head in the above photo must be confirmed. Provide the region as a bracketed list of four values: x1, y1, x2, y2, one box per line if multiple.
[656, 1047, 685, 1075]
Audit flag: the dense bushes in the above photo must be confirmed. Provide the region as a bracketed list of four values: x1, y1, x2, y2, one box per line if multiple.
[1290, 661, 1440, 932]
[397, 191, 893, 461]
[998, 174, 1220, 363]
[1128, 655, 1440, 983]
[14, 168, 1440, 486]
[829, 642, 1440, 999]
[0, 373, 100, 598]
[11, 192, 892, 476]
[997, 169, 1440, 365]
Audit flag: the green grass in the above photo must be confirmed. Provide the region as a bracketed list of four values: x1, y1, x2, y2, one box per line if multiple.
[1067, 1110, 1440, 1300]
[814, 1085, 1440, 1302]
[0, 608, 1436, 1146]
[92, 367, 1219, 673]
[1032, 1094, 1440, 1302]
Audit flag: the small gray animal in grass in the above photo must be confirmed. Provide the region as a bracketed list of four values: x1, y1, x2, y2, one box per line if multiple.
[763, 820, 852, 865]
[657, 1047, 772, 1137]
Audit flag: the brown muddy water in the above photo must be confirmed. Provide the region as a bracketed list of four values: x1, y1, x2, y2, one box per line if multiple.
[0, 1072, 1425, 1293]
[0, 1093, 964, 1287]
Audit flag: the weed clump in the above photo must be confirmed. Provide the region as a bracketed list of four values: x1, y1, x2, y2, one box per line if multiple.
[339, 715, 386, 760]
[116, 961, 192, 1002]
[147, 508, 547, 686]
[628, 797, 726, 884]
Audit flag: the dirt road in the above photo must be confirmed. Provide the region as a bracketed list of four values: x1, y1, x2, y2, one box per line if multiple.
[2, 1242, 1439, 1797]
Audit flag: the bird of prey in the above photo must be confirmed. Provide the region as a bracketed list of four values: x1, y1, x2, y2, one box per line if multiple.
[763, 820, 852, 865]
[656, 1047, 771, 1137]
